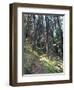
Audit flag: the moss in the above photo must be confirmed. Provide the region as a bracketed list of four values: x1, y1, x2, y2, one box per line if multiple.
[23, 39, 63, 74]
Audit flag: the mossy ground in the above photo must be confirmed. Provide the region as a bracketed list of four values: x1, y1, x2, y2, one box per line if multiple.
[24, 39, 63, 74]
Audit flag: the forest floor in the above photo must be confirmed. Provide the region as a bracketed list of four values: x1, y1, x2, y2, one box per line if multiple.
[24, 39, 63, 74]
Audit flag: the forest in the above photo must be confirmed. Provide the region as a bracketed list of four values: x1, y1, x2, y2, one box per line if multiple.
[22, 13, 64, 74]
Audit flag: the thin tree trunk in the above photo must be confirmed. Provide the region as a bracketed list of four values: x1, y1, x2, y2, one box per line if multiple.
[45, 16, 49, 58]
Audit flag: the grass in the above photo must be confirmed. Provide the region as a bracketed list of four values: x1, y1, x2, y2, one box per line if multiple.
[39, 54, 63, 73]
[23, 39, 63, 74]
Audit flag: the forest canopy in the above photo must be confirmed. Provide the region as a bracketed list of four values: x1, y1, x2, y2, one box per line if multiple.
[22, 13, 64, 74]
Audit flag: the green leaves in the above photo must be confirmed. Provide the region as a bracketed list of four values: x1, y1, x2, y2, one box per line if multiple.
[23, 14, 64, 74]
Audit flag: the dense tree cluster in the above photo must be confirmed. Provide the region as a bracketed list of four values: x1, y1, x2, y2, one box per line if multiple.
[23, 14, 63, 59]
[23, 13, 64, 74]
